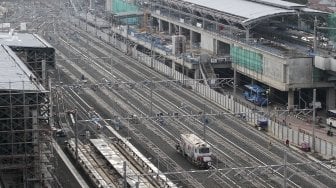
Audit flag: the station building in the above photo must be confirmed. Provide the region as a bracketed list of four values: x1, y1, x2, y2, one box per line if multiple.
[106, 0, 336, 110]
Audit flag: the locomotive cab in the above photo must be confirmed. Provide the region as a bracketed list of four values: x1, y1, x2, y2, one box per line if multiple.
[195, 146, 212, 167]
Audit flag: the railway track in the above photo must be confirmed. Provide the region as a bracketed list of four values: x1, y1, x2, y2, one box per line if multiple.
[26, 5, 336, 186]
[58, 85, 177, 188]
[53, 40, 205, 187]
[77, 16, 336, 186]
[9, 1, 336, 187]
[69, 18, 336, 186]
[51, 21, 282, 187]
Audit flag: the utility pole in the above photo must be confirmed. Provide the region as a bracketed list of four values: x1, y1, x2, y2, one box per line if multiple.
[49, 78, 54, 128]
[203, 102, 206, 142]
[312, 89, 316, 152]
[149, 3, 154, 68]
[123, 161, 127, 188]
[266, 87, 270, 118]
[150, 80, 153, 117]
[127, 117, 130, 139]
[157, 155, 160, 178]
[313, 16, 317, 54]
[182, 54, 185, 86]
[283, 150, 288, 188]
[85, 10, 88, 31]
[94, 9, 97, 36]
[75, 111, 78, 162]
[233, 61, 237, 114]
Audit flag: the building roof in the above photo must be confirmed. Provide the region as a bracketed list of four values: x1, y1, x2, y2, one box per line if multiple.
[0, 45, 45, 91]
[0, 32, 52, 48]
[180, 0, 327, 25]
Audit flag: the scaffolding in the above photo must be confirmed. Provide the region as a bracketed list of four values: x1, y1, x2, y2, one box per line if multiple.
[0, 45, 54, 187]
[112, 0, 140, 25]
[0, 33, 55, 86]
[13, 47, 55, 82]
[328, 13, 336, 43]
[112, 0, 138, 13]
[230, 45, 263, 74]
[0, 83, 53, 187]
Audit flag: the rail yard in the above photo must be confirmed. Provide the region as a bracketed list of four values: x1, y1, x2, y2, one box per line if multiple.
[1, 0, 336, 188]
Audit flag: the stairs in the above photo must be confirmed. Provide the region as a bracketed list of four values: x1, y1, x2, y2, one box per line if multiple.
[200, 58, 217, 86]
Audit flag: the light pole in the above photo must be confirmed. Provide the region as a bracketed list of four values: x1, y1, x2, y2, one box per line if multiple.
[149, 77, 155, 117]
[85, 10, 88, 31]
[266, 88, 270, 118]
[233, 61, 237, 114]
[283, 150, 288, 188]
[202, 102, 207, 142]
[312, 89, 316, 152]
[123, 161, 127, 188]
[127, 116, 130, 140]
[182, 53, 185, 86]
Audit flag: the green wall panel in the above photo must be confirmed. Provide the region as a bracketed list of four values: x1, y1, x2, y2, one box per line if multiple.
[231, 46, 263, 73]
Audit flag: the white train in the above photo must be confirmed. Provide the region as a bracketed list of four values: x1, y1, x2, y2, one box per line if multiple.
[176, 134, 212, 168]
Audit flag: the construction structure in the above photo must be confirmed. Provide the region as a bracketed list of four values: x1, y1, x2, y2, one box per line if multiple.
[0, 32, 55, 187]
[172, 35, 186, 55]
[0, 32, 55, 85]
[106, 0, 142, 25]
[328, 13, 336, 43]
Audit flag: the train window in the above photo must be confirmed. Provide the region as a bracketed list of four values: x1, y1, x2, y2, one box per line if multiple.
[199, 147, 209, 153]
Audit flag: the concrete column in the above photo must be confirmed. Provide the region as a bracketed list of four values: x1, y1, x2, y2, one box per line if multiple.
[158, 19, 163, 32]
[202, 18, 205, 30]
[106, 0, 112, 11]
[89, 0, 94, 10]
[288, 89, 295, 110]
[190, 30, 193, 50]
[326, 88, 336, 110]
[194, 68, 200, 79]
[168, 23, 172, 35]
[214, 39, 217, 55]
[229, 23, 233, 36]
[171, 61, 176, 78]
[297, 14, 301, 30]
[245, 28, 250, 43]
[42, 60, 46, 86]
[179, 26, 182, 35]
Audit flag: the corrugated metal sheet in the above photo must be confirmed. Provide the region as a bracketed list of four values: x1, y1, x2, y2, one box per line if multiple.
[0, 45, 45, 91]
